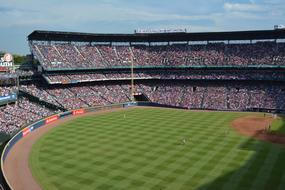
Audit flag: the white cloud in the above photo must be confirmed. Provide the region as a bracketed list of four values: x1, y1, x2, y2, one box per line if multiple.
[0, 0, 285, 54]
[0, 2, 218, 30]
[224, 2, 265, 12]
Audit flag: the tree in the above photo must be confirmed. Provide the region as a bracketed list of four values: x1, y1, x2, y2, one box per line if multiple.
[13, 54, 27, 65]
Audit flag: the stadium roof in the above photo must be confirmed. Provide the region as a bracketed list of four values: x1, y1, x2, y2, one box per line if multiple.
[28, 29, 285, 43]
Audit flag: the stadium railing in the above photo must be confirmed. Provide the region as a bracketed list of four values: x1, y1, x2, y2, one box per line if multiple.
[43, 64, 285, 71]
[0, 94, 17, 106]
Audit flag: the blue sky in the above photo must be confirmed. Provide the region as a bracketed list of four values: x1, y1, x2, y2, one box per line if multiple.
[0, 0, 284, 54]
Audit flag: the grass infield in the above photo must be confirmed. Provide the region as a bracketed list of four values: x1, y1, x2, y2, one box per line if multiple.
[29, 108, 285, 190]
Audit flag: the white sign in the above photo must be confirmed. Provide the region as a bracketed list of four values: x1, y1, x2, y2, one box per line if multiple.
[0, 53, 14, 67]
[135, 28, 187, 34]
[3, 53, 13, 62]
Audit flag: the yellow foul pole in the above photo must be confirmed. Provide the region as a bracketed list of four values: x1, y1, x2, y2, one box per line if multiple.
[130, 54, 135, 102]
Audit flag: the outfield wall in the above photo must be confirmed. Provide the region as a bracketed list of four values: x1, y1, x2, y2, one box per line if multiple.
[1, 101, 181, 190]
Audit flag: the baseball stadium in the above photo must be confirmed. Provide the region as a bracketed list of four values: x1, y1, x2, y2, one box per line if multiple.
[0, 28, 285, 190]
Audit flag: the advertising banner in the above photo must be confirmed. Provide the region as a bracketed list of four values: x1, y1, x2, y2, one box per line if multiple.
[72, 109, 85, 116]
[22, 126, 34, 137]
[0, 67, 8, 72]
[45, 115, 59, 124]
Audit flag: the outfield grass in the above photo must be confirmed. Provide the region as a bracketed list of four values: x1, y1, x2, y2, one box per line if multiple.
[29, 108, 285, 190]
[271, 116, 285, 135]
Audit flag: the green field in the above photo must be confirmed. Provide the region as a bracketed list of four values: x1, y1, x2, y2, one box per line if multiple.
[271, 116, 285, 135]
[29, 108, 285, 190]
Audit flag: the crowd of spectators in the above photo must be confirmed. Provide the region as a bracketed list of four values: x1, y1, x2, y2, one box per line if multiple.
[44, 70, 285, 84]
[2, 40, 285, 136]
[2, 81, 285, 134]
[0, 98, 56, 134]
[21, 84, 131, 110]
[15, 70, 35, 77]
[19, 82, 285, 111]
[0, 86, 17, 97]
[141, 83, 285, 110]
[96, 46, 122, 67]
[76, 45, 105, 68]
[31, 42, 285, 69]
[20, 85, 60, 106]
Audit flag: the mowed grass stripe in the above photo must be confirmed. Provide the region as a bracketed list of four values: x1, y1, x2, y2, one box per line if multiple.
[29, 108, 285, 190]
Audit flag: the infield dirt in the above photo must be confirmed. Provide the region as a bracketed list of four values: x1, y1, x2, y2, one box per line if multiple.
[231, 116, 285, 145]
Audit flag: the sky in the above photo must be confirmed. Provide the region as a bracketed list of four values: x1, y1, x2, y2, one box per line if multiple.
[0, 0, 284, 54]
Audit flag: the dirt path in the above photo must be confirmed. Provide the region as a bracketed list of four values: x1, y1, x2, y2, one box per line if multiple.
[3, 107, 128, 190]
[231, 116, 285, 145]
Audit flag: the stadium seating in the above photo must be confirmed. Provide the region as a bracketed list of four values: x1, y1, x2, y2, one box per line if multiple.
[31, 42, 285, 69]
[0, 86, 17, 97]
[0, 97, 57, 134]
[1, 38, 285, 135]
[2, 76, 285, 134]
[44, 70, 285, 84]
[18, 82, 285, 111]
